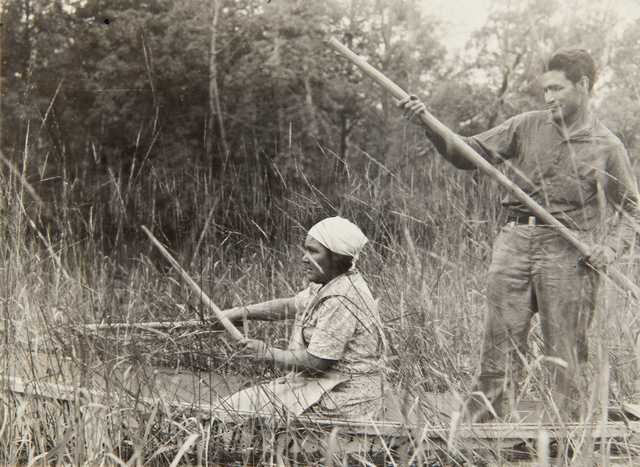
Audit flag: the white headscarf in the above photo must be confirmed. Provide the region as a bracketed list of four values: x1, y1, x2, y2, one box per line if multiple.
[307, 216, 368, 262]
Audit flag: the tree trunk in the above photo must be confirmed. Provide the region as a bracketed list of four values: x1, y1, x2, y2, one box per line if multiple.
[303, 70, 319, 138]
[339, 111, 348, 161]
[207, 0, 228, 163]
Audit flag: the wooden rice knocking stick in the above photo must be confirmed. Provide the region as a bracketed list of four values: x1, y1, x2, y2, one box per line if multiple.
[327, 36, 640, 300]
[82, 320, 222, 331]
[141, 225, 245, 341]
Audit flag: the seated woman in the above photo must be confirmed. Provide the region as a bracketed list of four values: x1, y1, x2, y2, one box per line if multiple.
[222, 216, 386, 420]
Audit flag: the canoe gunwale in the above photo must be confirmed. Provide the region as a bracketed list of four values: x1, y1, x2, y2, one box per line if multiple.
[3, 375, 639, 441]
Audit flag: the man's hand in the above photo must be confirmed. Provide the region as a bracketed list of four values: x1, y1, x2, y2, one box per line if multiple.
[397, 95, 427, 124]
[584, 245, 616, 270]
[239, 338, 273, 362]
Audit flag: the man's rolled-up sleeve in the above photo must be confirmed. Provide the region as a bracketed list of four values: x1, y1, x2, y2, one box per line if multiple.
[427, 115, 520, 169]
[467, 116, 520, 165]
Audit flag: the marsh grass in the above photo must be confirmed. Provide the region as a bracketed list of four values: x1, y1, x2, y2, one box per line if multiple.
[0, 127, 639, 466]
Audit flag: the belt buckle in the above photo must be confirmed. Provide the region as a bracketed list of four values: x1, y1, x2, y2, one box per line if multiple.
[528, 216, 536, 226]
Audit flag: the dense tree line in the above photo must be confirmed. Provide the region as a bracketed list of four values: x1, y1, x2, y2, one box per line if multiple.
[2, 0, 639, 259]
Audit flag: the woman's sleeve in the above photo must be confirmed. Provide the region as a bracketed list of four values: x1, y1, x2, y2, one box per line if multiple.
[306, 296, 357, 361]
[292, 286, 314, 314]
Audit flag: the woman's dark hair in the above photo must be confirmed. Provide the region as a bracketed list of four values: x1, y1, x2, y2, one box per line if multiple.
[330, 251, 354, 274]
[547, 48, 597, 92]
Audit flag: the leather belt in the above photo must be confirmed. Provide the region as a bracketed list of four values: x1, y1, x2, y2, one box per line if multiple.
[507, 214, 548, 226]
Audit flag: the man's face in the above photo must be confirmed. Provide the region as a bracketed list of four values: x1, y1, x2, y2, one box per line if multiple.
[541, 70, 587, 126]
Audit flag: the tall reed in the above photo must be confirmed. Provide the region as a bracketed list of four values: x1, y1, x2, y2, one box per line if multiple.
[0, 123, 637, 465]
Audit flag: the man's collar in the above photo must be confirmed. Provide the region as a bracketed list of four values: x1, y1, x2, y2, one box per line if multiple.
[546, 109, 599, 140]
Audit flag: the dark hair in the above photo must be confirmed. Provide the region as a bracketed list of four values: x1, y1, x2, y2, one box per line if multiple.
[330, 251, 353, 274]
[547, 48, 597, 92]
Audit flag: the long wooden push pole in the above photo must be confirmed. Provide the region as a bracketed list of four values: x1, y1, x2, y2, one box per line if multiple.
[141, 226, 244, 341]
[327, 36, 640, 300]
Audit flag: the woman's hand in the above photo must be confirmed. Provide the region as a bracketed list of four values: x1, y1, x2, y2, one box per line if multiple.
[240, 338, 273, 362]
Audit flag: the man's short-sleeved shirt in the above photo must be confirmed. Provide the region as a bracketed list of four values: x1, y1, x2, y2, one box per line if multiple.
[289, 270, 382, 376]
[465, 110, 638, 231]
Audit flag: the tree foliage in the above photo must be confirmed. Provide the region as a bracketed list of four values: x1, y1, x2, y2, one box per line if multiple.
[1, 0, 639, 254]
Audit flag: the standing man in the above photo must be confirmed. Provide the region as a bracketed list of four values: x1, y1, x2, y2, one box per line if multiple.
[400, 48, 640, 421]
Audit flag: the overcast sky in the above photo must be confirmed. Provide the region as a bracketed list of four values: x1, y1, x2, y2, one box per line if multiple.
[427, 0, 640, 52]
[428, 0, 490, 51]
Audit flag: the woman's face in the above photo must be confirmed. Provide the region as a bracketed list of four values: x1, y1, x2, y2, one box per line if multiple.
[302, 236, 337, 284]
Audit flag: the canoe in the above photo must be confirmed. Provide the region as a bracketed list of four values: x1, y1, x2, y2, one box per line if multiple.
[4, 369, 640, 466]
